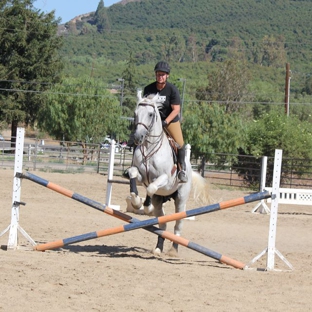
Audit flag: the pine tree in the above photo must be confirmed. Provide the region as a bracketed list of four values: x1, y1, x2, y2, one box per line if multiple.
[94, 0, 110, 33]
[121, 52, 139, 115]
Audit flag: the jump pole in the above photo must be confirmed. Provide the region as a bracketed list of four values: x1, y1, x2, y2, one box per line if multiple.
[20, 172, 269, 269]
[35, 223, 246, 269]
[33, 192, 269, 270]
[18, 173, 249, 269]
[32, 190, 270, 253]
[20, 170, 269, 267]
[20, 171, 270, 225]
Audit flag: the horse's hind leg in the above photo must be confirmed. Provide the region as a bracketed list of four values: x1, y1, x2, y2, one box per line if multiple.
[151, 195, 166, 256]
[168, 195, 187, 257]
[167, 219, 184, 257]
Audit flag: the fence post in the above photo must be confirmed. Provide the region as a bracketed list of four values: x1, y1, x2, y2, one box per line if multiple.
[97, 144, 101, 174]
[33, 138, 39, 171]
[28, 144, 31, 161]
[200, 156, 205, 177]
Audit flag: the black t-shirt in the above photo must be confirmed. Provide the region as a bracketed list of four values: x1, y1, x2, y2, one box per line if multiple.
[143, 81, 181, 122]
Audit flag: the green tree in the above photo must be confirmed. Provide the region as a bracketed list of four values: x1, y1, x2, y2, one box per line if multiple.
[227, 37, 247, 61]
[243, 112, 312, 159]
[121, 52, 139, 116]
[248, 79, 281, 119]
[186, 33, 198, 62]
[183, 102, 246, 162]
[196, 60, 252, 114]
[234, 111, 312, 184]
[94, 0, 110, 33]
[37, 77, 129, 143]
[161, 32, 186, 63]
[0, 0, 63, 140]
[303, 75, 312, 95]
[260, 35, 286, 67]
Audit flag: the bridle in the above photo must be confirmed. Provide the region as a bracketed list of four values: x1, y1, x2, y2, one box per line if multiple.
[135, 102, 165, 180]
[135, 103, 157, 134]
[135, 102, 164, 145]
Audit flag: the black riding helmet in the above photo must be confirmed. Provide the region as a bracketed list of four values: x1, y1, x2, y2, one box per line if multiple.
[154, 61, 170, 74]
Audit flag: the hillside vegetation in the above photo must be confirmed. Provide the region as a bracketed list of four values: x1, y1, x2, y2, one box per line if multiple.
[60, 0, 312, 82]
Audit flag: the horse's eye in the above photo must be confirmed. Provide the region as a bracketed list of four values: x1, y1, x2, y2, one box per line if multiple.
[149, 113, 153, 118]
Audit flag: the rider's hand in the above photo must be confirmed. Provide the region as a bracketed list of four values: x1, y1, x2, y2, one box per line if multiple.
[162, 120, 168, 127]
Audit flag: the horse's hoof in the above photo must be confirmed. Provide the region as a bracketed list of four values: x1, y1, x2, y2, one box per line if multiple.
[122, 168, 130, 179]
[132, 203, 143, 210]
[168, 247, 179, 258]
[144, 204, 154, 215]
[130, 192, 142, 209]
[152, 248, 162, 256]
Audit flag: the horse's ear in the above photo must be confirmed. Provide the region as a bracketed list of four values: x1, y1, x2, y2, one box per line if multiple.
[137, 88, 143, 102]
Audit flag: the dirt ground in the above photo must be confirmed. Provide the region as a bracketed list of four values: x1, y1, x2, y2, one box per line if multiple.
[0, 168, 311, 312]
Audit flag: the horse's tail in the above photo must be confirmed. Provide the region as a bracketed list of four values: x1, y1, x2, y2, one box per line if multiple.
[191, 171, 212, 206]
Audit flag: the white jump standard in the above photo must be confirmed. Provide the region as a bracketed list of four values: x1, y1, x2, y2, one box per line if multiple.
[0, 128, 36, 249]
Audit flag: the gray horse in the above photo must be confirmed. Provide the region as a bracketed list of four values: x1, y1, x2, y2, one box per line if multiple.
[127, 92, 210, 256]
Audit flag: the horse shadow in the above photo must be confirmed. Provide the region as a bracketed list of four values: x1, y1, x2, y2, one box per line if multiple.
[57, 243, 229, 268]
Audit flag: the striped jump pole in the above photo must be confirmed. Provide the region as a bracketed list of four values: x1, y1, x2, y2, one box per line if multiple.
[18, 172, 270, 269]
[17, 171, 132, 223]
[35, 224, 246, 269]
[20, 172, 270, 269]
[33, 190, 270, 253]
[19, 172, 247, 269]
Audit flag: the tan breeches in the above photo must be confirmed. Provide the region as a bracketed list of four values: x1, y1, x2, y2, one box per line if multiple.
[166, 121, 184, 148]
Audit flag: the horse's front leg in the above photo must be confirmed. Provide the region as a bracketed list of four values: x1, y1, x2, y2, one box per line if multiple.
[144, 174, 168, 219]
[128, 167, 143, 210]
[146, 174, 169, 197]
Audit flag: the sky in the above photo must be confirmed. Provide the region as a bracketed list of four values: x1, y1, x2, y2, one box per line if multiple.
[33, 0, 120, 24]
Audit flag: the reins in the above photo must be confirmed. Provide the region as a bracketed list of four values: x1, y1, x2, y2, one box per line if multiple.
[135, 102, 165, 183]
[135, 102, 164, 148]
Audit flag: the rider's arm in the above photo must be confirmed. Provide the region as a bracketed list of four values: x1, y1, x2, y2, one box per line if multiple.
[164, 104, 180, 124]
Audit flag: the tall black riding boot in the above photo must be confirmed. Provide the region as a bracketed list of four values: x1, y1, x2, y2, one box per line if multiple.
[177, 144, 188, 183]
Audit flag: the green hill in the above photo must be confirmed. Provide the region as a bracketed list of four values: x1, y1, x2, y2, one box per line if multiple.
[59, 0, 312, 90]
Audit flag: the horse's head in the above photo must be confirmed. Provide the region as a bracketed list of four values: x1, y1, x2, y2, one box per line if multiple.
[133, 92, 162, 146]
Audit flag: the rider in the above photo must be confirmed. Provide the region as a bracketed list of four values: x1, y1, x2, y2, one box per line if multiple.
[142, 61, 188, 183]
